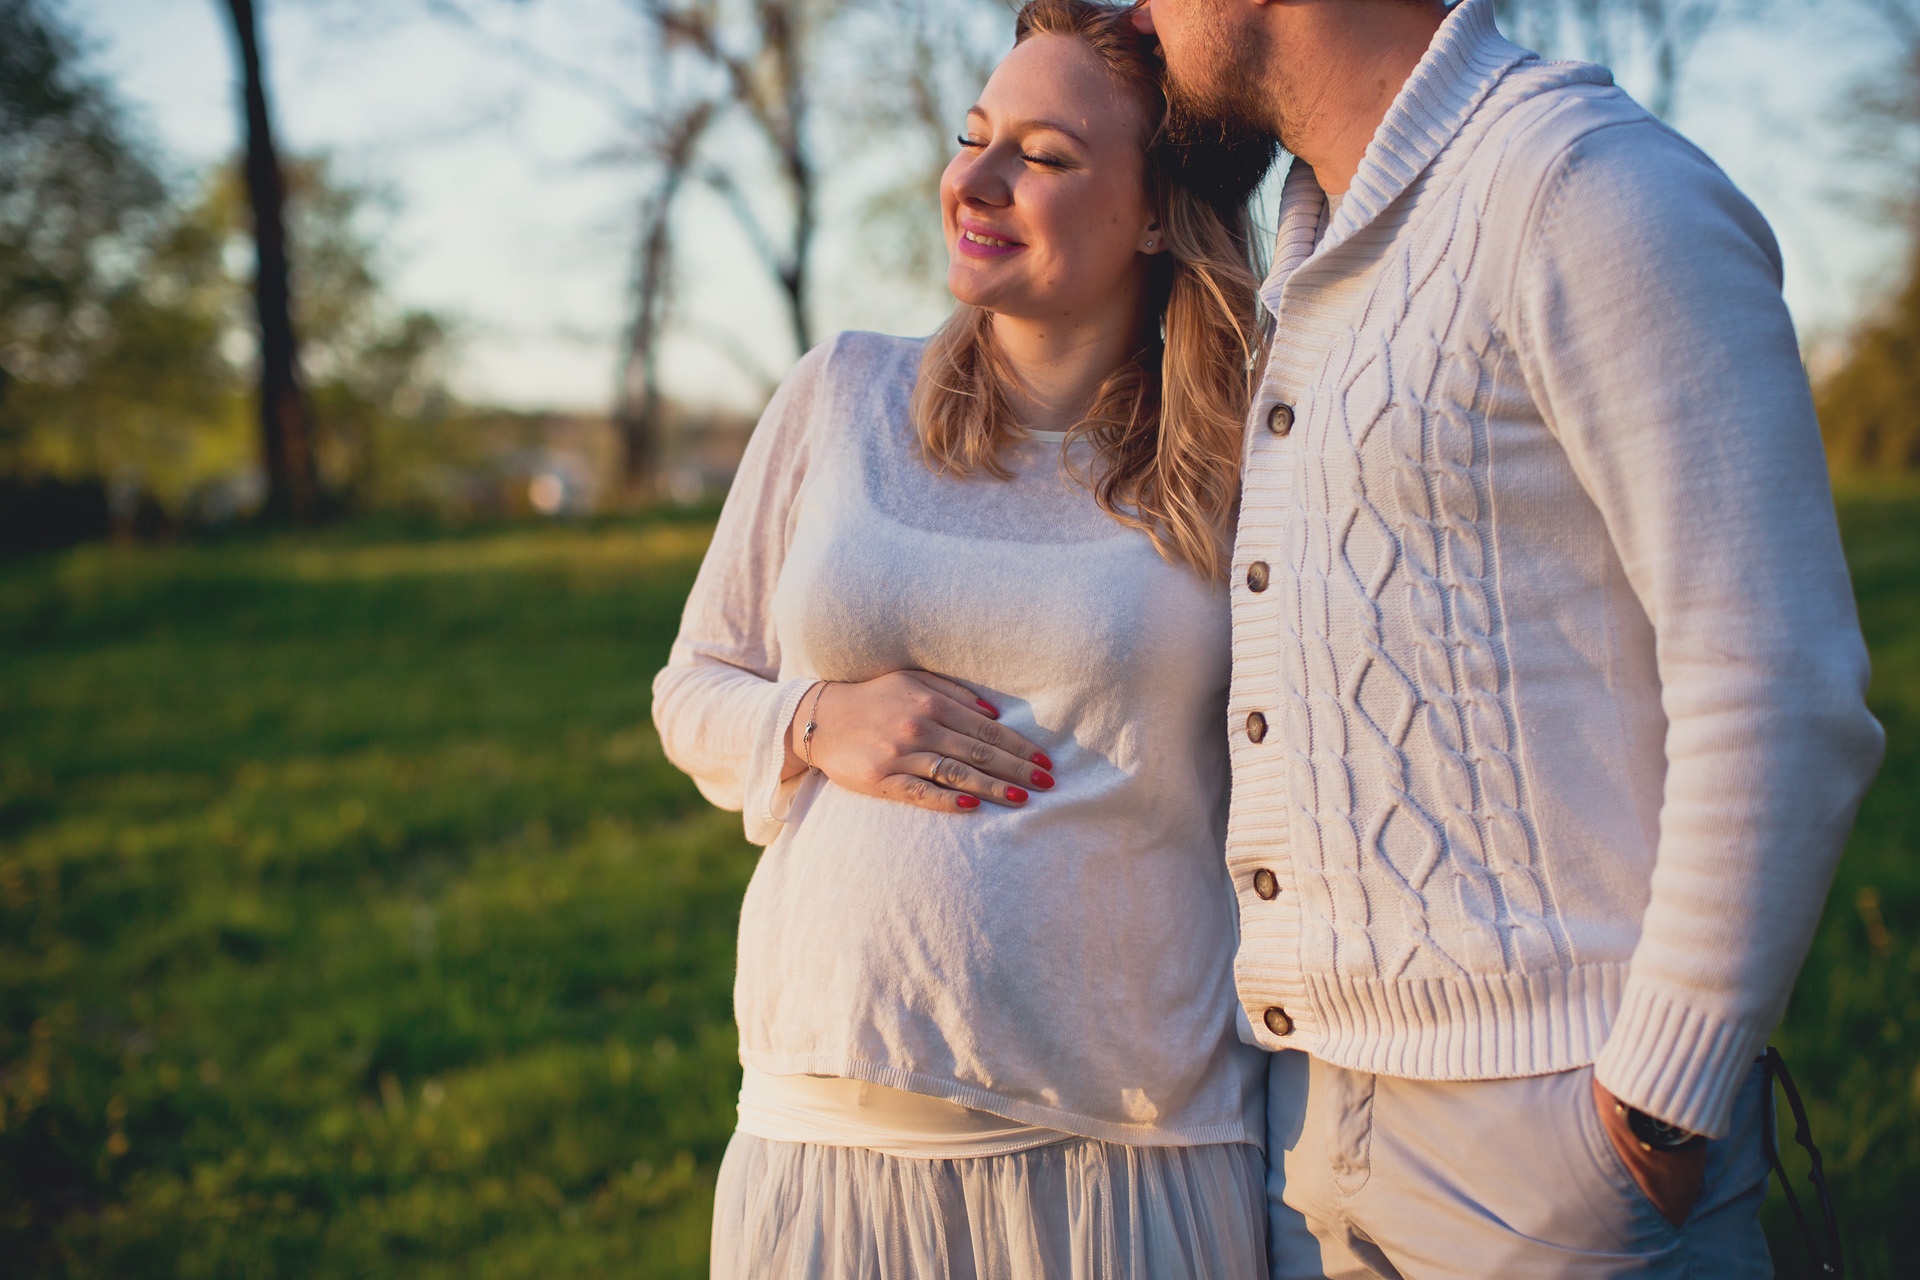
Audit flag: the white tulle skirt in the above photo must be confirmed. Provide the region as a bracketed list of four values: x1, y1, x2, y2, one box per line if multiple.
[709, 1131, 1269, 1280]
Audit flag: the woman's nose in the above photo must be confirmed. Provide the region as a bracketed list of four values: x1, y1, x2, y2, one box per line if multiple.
[951, 153, 1012, 208]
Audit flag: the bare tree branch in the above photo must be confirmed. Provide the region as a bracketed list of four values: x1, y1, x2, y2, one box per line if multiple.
[1495, 0, 1758, 117]
[682, 317, 783, 396]
[616, 96, 714, 497]
[419, 0, 650, 126]
[694, 162, 790, 281]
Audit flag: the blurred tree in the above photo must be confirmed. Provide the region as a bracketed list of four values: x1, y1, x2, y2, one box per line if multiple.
[1495, 0, 1759, 117]
[202, 157, 457, 508]
[427, 0, 841, 498]
[1817, 0, 1920, 474]
[0, 0, 167, 437]
[219, 0, 320, 522]
[2, 151, 452, 526]
[1, 185, 242, 516]
[1845, 0, 1920, 220]
[0, 0, 241, 545]
[645, 0, 827, 363]
[1818, 253, 1920, 474]
[617, 97, 715, 499]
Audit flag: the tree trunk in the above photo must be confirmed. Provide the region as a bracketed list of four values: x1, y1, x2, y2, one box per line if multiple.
[617, 194, 673, 501]
[222, 0, 316, 523]
[617, 101, 712, 501]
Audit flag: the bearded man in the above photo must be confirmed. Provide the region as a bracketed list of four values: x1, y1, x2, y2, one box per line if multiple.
[1131, 0, 1886, 1275]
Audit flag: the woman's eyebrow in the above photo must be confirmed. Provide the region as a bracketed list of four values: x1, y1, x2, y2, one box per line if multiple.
[965, 105, 1088, 147]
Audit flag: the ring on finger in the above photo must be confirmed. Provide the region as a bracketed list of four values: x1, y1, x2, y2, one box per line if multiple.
[928, 754, 951, 785]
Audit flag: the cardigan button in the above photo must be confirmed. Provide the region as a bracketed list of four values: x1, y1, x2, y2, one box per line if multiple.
[1246, 711, 1268, 744]
[1246, 561, 1270, 593]
[1267, 403, 1295, 437]
[1264, 1007, 1294, 1037]
[1253, 868, 1280, 900]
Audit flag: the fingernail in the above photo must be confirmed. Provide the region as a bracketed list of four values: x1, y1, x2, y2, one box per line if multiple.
[1032, 751, 1053, 770]
[1006, 786, 1029, 803]
[977, 699, 999, 717]
[956, 795, 981, 809]
[1031, 770, 1055, 789]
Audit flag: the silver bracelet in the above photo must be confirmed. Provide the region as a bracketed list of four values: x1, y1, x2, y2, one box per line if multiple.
[800, 681, 830, 773]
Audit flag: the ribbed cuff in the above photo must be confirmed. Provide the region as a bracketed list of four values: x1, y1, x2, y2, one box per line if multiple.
[1591, 981, 1771, 1139]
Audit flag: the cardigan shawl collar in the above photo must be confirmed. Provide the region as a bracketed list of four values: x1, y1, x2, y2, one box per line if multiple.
[1261, 0, 1556, 307]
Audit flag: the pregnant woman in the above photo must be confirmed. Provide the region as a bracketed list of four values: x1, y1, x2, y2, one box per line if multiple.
[652, 1, 1277, 1273]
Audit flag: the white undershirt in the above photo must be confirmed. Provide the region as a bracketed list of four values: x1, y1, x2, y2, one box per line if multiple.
[1320, 192, 1345, 247]
[738, 1065, 1074, 1158]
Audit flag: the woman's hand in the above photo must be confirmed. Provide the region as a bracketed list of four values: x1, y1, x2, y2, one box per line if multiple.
[785, 671, 1055, 812]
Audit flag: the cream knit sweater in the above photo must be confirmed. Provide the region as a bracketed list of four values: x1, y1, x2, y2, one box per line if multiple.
[652, 332, 1267, 1146]
[1227, 0, 1882, 1138]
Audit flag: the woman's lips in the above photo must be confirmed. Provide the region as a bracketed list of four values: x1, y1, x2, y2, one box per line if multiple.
[956, 224, 1025, 259]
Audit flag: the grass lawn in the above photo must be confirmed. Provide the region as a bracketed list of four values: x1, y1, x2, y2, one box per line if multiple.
[1, 494, 1915, 1277]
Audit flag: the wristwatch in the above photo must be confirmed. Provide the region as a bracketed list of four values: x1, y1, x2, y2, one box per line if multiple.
[1624, 1105, 1705, 1153]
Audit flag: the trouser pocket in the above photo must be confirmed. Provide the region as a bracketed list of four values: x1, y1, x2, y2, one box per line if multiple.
[1569, 1064, 1685, 1239]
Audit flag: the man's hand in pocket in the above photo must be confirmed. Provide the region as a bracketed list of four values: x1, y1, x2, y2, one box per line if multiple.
[1593, 1076, 1708, 1226]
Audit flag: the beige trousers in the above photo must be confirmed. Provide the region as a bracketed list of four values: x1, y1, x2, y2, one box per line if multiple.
[1267, 1051, 1773, 1280]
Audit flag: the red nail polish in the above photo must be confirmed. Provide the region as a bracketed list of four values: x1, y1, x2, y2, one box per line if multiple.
[1031, 770, 1055, 789]
[1007, 786, 1029, 803]
[956, 795, 981, 809]
[978, 699, 999, 716]
[1032, 751, 1053, 770]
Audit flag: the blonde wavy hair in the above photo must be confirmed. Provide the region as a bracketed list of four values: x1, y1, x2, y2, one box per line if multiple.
[912, 0, 1263, 581]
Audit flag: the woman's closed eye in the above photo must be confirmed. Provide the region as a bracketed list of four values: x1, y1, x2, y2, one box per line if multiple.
[955, 134, 1070, 169]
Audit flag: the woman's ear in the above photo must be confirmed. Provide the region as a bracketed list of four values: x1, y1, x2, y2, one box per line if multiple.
[1140, 220, 1165, 254]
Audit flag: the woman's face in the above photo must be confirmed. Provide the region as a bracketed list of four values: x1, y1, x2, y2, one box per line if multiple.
[940, 34, 1160, 325]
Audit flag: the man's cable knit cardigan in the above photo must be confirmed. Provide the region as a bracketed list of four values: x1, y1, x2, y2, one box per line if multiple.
[1228, 0, 1884, 1139]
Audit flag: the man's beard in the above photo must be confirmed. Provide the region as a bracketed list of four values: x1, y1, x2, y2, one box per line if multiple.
[1157, 36, 1283, 211]
[1162, 95, 1282, 212]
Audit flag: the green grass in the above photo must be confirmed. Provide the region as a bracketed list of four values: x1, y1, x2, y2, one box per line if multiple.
[1, 514, 743, 1277]
[1767, 483, 1920, 1279]
[0, 494, 1916, 1277]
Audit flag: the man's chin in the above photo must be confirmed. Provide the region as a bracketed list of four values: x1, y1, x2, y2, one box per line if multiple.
[1162, 96, 1282, 211]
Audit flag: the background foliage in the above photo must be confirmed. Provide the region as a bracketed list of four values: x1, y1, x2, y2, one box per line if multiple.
[0, 0, 454, 534]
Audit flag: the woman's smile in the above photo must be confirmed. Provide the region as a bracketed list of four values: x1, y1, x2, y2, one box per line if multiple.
[957, 220, 1026, 258]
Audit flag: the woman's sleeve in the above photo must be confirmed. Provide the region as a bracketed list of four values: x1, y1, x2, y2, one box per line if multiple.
[650, 339, 835, 845]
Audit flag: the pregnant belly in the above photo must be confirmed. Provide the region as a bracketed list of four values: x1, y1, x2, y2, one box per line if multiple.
[731, 783, 1240, 1120]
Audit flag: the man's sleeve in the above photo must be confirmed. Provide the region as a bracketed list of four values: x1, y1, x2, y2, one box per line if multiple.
[1508, 118, 1885, 1137]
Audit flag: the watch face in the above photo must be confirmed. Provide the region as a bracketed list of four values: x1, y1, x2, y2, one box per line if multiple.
[1627, 1108, 1700, 1150]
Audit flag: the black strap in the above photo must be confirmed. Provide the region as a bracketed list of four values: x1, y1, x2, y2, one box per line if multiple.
[1762, 1045, 1844, 1278]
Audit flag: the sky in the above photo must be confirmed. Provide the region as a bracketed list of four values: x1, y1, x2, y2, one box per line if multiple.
[66, 0, 1908, 415]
